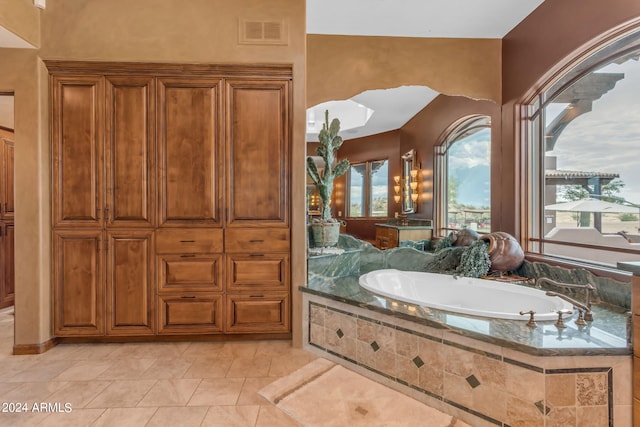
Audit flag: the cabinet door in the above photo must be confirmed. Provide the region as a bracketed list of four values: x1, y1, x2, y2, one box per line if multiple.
[226, 79, 290, 227]
[157, 77, 223, 227]
[227, 254, 289, 292]
[158, 293, 223, 334]
[226, 292, 290, 333]
[158, 255, 222, 293]
[52, 75, 104, 228]
[0, 137, 14, 220]
[106, 231, 155, 335]
[105, 76, 155, 228]
[53, 230, 104, 336]
[0, 222, 14, 308]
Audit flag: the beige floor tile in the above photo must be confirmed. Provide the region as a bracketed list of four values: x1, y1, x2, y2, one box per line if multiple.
[255, 405, 302, 427]
[145, 406, 208, 427]
[91, 407, 158, 427]
[0, 380, 22, 396]
[181, 342, 225, 360]
[141, 358, 193, 379]
[5, 360, 77, 383]
[217, 341, 259, 358]
[67, 343, 124, 361]
[0, 410, 51, 426]
[85, 380, 157, 408]
[200, 405, 260, 427]
[268, 353, 317, 377]
[226, 357, 271, 378]
[0, 381, 69, 405]
[46, 380, 112, 408]
[109, 342, 190, 360]
[38, 408, 106, 427]
[182, 357, 232, 379]
[188, 377, 245, 406]
[255, 340, 299, 357]
[96, 358, 156, 380]
[237, 377, 276, 405]
[0, 358, 41, 381]
[53, 360, 114, 381]
[137, 378, 201, 407]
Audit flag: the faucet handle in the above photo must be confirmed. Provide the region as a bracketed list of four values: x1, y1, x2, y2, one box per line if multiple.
[519, 310, 537, 328]
[555, 309, 573, 329]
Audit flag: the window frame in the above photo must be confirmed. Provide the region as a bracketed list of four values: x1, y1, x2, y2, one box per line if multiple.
[520, 21, 640, 270]
[346, 158, 389, 218]
[435, 115, 492, 237]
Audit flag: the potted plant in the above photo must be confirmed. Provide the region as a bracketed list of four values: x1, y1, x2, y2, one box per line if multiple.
[306, 110, 350, 247]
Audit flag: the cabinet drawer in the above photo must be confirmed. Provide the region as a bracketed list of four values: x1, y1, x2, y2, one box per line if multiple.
[225, 228, 289, 253]
[158, 255, 222, 292]
[227, 254, 289, 291]
[226, 292, 290, 333]
[156, 228, 223, 254]
[158, 293, 223, 334]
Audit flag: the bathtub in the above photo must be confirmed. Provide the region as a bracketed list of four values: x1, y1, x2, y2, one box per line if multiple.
[358, 269, 574, 321]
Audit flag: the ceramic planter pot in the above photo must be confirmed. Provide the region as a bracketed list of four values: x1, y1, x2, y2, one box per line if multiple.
[479, 231, 524, 272]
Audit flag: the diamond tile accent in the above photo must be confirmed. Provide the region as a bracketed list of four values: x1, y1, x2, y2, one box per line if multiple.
[370, 341, 380, 352]
[535, 400, 551, 415]
[465, 374, 480, 388]
[336, 329, 344, 338]
[412, 356, 424, 368]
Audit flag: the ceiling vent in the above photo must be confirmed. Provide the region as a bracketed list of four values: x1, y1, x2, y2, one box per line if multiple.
[239, 19, 288, 45]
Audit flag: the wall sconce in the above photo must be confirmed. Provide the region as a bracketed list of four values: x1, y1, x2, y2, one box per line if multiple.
[393, 175, 401, 203]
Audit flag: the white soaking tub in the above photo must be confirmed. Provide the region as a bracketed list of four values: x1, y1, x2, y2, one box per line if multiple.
[358, 269, 573, 321]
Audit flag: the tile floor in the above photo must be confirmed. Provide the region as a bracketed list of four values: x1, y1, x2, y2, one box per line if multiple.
[0, 307, 466, 426]
[0, 307, 311, 426]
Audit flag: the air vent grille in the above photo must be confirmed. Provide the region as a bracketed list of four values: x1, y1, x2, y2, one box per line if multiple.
[239, 19, 288, 45]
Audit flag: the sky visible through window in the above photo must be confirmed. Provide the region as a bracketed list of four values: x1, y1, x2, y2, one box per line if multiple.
[547, 58, 640, 205]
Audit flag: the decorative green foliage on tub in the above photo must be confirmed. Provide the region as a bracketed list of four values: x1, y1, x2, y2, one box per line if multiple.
[456, 240, 491, 278]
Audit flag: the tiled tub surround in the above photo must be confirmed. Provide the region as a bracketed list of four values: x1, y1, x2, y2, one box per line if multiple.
[305, 236, 634, 425]
[303, 294, 632, 427]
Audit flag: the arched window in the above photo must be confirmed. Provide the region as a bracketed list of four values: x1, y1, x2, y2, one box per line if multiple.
[522, 25, 640, 267]
[435, 116, 491, 236]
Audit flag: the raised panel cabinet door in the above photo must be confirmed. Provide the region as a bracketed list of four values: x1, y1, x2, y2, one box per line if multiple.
[53, 230, 104, 336]
[106, 230, 155, 335]
[157, 77, 223, 227]
[226, 79, 291, 226]
[226, 254, 289, 292]
[0, 137, 14, 220]
[52, 75, 104, 228]
[225, 292, 290, 333]
[158, 293, 223, 334]
[0, 222, 14, 309]
[158, 255, 223, 293]
[105, 76, 155, 228]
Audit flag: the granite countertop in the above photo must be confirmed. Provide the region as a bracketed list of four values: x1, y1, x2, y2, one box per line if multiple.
[302, 273, 631, 356]
[618, 261, 640, 275]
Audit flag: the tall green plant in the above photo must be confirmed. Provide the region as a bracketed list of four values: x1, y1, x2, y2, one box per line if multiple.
[306, 110, 350, 221]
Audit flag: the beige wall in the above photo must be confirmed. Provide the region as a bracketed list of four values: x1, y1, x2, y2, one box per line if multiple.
[307, 34, 502, 106]
[0, 0, 40, 46]
[3, 0, 307, 347]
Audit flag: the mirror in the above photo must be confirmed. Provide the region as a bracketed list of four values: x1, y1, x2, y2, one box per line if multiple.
[401, 149, 418, 214]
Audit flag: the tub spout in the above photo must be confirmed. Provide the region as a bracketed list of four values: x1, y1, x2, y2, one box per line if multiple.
[536, 277, 594, 318]
[545, 291, 593, 323]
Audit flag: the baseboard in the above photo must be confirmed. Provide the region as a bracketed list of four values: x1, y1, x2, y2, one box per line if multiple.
[13, 338, 58, 355]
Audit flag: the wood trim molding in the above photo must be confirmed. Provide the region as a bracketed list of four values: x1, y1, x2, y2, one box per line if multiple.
[0, 125, 14, 133]
[43, 60, 293, 78]
[13, 338, 58, 355]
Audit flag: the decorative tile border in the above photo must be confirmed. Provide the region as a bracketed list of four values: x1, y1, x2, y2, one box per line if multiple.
[306, 299, 623, 427]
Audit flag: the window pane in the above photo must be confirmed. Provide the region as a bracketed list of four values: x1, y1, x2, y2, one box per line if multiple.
[447, 126, 491, 232]
[348, 163, 366, 217]
[370, 160, 388, 217]
[533, 44, 640, 266]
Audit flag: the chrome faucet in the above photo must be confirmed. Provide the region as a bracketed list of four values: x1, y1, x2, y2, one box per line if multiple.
[536, 277, 595, 321]
[545, 291, 593, 324]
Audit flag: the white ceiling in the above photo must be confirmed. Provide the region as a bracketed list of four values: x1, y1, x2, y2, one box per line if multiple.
[0, 25, 35, 49]
[306, 0, 545, 142]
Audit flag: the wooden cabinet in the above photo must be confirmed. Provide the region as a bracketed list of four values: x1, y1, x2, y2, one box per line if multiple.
[52, 73, 156, 336]
[106, 231, 155, 335]
[375, 225, 432, 250]
[53, 230, 104, 336]
[49, 62, 292, 339]
[0, 129, 14, 309]
[157, 77, 223, 227]
[0, 222, 14, 308]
